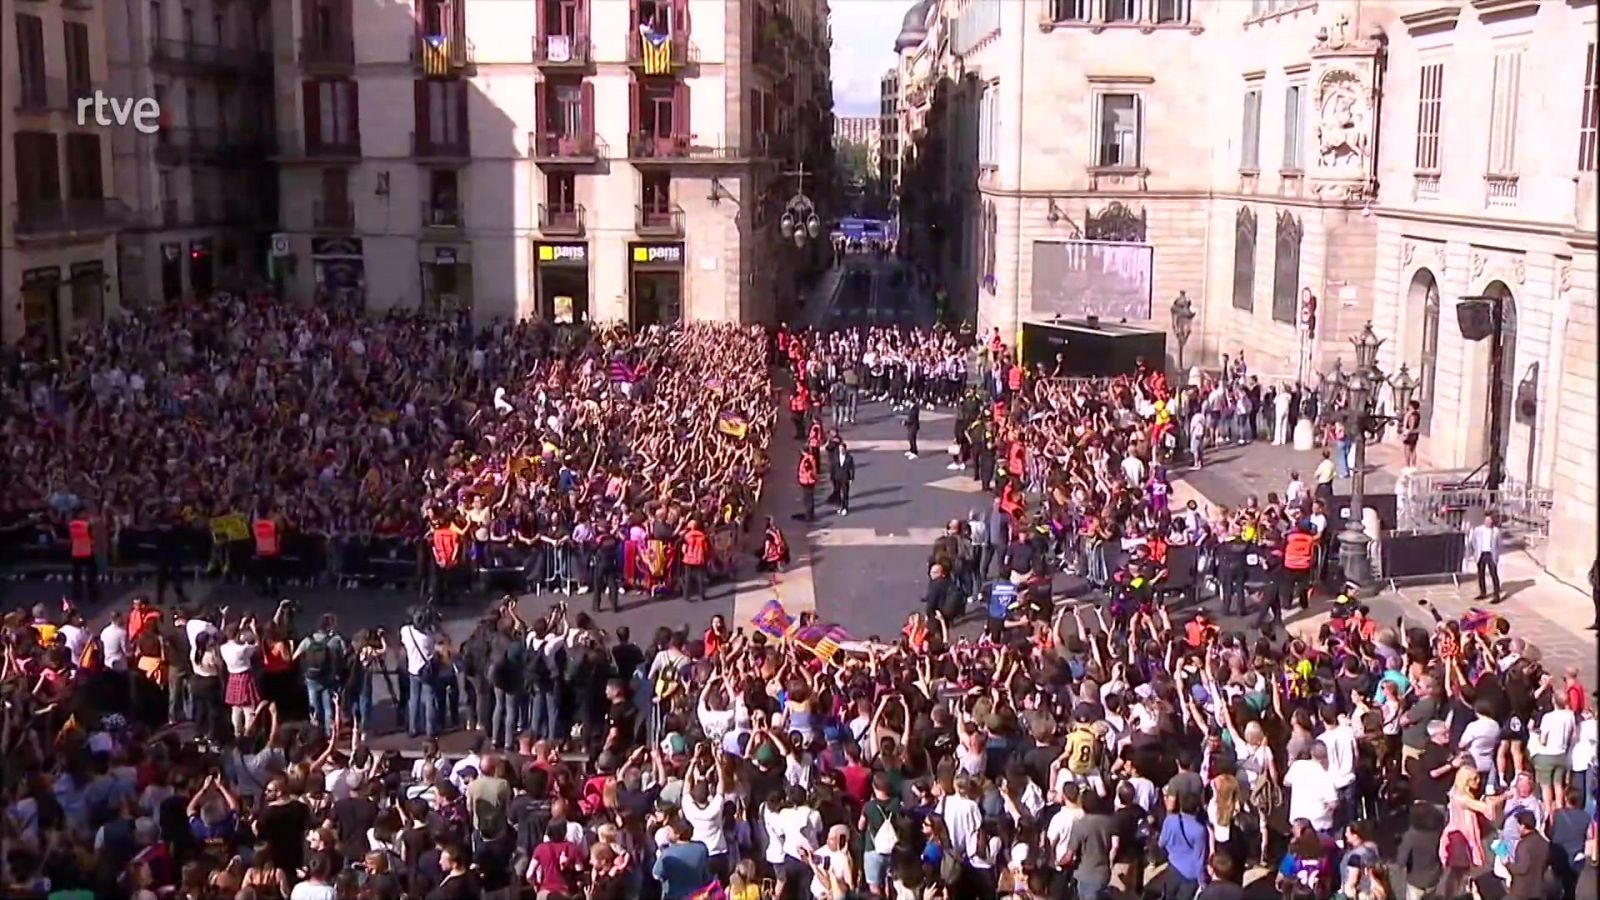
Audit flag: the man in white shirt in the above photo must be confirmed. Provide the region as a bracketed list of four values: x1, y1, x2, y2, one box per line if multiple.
[1044, 784, 1085, 867]
[938, 777, 984, 860]
[1283, 744, 1340, 835]
[1467, 513, 1503, 603]
[1317, 710, 1358, 827]
[100, 617, 129, 671]
[682, 746, 733, 881]
[1531, 690, 1577, 810]
[399, 617, 439, 738]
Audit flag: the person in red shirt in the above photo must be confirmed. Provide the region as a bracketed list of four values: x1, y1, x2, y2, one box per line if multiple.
[526, 821, 583, 896]
[680, 519, 710, 605]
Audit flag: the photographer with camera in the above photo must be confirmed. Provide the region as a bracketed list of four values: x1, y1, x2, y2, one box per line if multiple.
[293, 613, 350, 735]
[400, 608, 443, 740]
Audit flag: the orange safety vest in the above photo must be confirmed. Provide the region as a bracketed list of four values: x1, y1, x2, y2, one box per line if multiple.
[1284, 532, 1317, 571]
[1007, 366, 1024, 391]
[806, 422, 822, 449]
[682, 529, 709, 567]
[798, 456, 818, 487]
[789, 389, 809, 414]
[253, 519, 279, 557]
[69, 519, 93, 560]
[432, 527, 461, 568]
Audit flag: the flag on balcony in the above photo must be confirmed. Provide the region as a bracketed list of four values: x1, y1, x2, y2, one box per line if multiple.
[422, 34, 451, 75]
[640, 27, 672, 75]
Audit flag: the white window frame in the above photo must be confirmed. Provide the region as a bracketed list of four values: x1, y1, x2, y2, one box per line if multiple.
[1580, 42, 1597, 173]
[1049, 0, 1090, 22]
[1152, 0, 1187, 24]
[1240, 88, 1262, 171]
[1103, 0, 1138, 23]
[1093, 91, 1143, 168]
[1282, 83, 1305, 171]
[1414, 62, 1444, 171]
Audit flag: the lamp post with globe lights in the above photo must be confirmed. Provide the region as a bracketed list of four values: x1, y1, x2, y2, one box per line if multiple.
[1170, 291, 1196, 379]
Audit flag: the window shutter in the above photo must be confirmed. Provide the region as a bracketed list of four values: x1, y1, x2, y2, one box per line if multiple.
[348, 80, 359, 148]
[535, 0, 546, 53]
[579, 0, 590, 43]
[1283, 86, 1299, 169]
[629, 80, 639, 142]
[534, 83, 545, 153]
[674, 82, 689, 138]
[1133, 94, 1144, 166]
[629, 0, 638, 34]
[455, 80, 468, 145]
[414, 79, 429, 150]
[303, 80, 322, 147]
[581, 81, 594, 141]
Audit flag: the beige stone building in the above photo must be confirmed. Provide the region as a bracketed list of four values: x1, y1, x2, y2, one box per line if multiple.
[2, 0, 125, 352]
[899, 0, 1597, 585]
[272, 0, 832, 326]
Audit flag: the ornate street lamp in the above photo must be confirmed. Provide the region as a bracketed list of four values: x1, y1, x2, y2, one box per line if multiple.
[1170, 291, 1196, 376]
[1389, 364, 1418, 415]
[1338, 321, 1386, 590]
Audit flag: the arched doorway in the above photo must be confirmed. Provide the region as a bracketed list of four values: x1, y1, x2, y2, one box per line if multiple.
[1405, 269, 1441, 434]
[1483, 280, 1518, 484]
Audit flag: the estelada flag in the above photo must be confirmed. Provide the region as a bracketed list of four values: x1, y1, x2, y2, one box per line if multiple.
[716, 411, 748, 439]
[640, 29, 673, 75]
[751, 598, 794, 638]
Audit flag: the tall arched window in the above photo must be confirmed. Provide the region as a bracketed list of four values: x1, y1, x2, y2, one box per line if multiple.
[1419, 279, 1440, 433]
[1270, 211, 1302, 323]
[1232, 206, 1256, 311]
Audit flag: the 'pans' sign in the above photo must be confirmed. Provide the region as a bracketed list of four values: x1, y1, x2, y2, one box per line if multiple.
[631, 243, 683, 265]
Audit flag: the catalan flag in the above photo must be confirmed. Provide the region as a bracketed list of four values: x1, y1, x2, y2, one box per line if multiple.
[751, 598, 794, 638]
[640, 28, 673, 75]
[421, 35, 451, 76]
[716, 411, 749, 440]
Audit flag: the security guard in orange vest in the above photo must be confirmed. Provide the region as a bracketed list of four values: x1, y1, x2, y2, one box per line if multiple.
[68, 515, 100, 607]
[429, 513, 467, 606]
[789, 385, 810, 439]
[253, 513, 281, 596]
[1282, 523, 1318, 612]
[796, 452, 819, 522]
[681, 519, 710, 605]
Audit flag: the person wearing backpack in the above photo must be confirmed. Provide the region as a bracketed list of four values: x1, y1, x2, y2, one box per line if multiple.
[860, 772, 903, 893]
[489, 621, 525, 751]
[524, 620, 565, 742]
[294, 613, 348, 734]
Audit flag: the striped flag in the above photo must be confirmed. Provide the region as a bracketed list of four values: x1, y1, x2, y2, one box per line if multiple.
[715, 411, 748, 439]
[796, 623, 850, 662]
[422, 34, 451, 76]
[640, 29, 672, 75]
[607, 358, 637, 385]
[751, 598, 794, 638]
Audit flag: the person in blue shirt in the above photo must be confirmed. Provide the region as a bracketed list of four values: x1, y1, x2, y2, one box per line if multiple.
[652, 819, 712, 900]
[1159, 788, 1207, 898]
[980, 576, 1019, 640]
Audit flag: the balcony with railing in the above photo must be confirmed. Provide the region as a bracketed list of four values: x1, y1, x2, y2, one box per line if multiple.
[538, 203, 586, 236]
[628, 132, 755, 162]
[412, 131, 471, 160]
[411, 33, 475, 75]
[422, 200, 463, 231]
[149, 39, 271, 76]
[12, 198, 130, 241]
[635, 203, 684, 236]
[278, 130, 362, 160]
[299, 33, 355, 71]
[314, 199, 355, 230]
[1484, 174, 1519, 209]
[14, 76, 73, 113]
[624, 30, 693, 72]
[534, 30, 591, 68]
[529, 130, 604, 163]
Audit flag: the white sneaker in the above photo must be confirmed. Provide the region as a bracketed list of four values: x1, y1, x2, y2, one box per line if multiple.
[946, 462, 962, 471]
[838, 509, 848, 516]
[907, 452, 919, 460]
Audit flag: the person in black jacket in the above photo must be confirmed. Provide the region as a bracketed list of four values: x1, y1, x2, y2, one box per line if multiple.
[590, 521, 621, 613]
[1212, 529, 1252, 616]
[922, 562, 958, 623]
[828, 439, 856, 516]
[903, 400, 921, 459]
[489, 622, 525, 751]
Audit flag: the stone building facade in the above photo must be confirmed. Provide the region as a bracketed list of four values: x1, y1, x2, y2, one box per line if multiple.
[897, 0, 1597, 585]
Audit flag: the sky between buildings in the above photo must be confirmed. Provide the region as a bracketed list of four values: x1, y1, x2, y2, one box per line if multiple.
[830, 0, 904, 117]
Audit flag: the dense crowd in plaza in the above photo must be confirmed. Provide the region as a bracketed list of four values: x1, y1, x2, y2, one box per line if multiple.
[0, 297, 1596, 900]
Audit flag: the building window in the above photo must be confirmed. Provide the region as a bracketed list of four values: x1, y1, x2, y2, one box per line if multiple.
[16, 14, 46, 107]
[1232, 206, 1256, 311]
[1240, 89, 1261, 171]
[1487, 50, 1523, 174]
[1270, 210, 1301, 324]
[1581, 43, 1597, 172]
[65, 134, 104, 200]
[1419, 281, 1440, 434]
[978, 83, 998, 168]
[1048, 0, 1089, 21]
[64, 22, 92, 100]
[1095, 93, 1142, 168]
[1415, 63, 1444, 170]
[1103, 0, 1137, 23]
[546, 170, 575, 210]
[1153, 0, 1187, 23]
[1282, 84, 1304, 170]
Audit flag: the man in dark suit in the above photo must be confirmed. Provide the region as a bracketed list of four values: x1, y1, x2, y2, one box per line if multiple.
[828, 439, 856, 516]
[903, 399, 921, 459]
[1504, 809, 1550, 900]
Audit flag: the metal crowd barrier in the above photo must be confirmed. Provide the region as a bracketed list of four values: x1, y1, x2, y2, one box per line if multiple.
[1394, 469, 1553, 548]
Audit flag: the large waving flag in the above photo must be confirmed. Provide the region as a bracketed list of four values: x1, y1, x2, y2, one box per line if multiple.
[640, 28, 672, 75]
[716, 411, 749, 439]
[795, 622, 851, 663]
[751, 598, 794, 638]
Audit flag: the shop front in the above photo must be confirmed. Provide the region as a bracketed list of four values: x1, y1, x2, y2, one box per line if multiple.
[534, 242, 590, 324]
[20, 266, 63, 352]
[628, 241, 684, 327]
[312, 237, 365, 307]
[189, 238, 215, 296]
[421, 244, 473, 315]
[68, 261, 106, 332]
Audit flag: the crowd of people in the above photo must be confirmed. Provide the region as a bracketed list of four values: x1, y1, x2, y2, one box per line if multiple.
[0, 305, 1595, 900]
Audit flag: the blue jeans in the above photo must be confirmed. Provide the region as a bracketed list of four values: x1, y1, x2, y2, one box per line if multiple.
[1334, 438, 1350, 477]
[408, 674, 438, 737]
[306, 680, 337, 733]
[528, 688, 560, 741]
[493, 687, 523, 749]
[348, 673, 373, 734]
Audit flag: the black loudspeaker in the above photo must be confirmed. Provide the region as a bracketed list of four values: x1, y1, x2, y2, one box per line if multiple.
[1456, 299, 1493, 341]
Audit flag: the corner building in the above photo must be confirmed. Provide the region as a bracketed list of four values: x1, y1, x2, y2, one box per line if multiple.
[273, 0, 833, 325]
[897, 0, 1597, 586]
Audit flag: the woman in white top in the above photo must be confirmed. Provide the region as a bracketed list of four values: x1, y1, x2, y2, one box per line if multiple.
[219, 620, 261, 737]
[964, 819, 1004, 897]
[808, 824, 859, 899]
[190, 629, 224, 746]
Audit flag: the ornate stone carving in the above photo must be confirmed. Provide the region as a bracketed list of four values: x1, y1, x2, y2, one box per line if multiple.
[1470, 252, 1486, 280]
[1401, 241, 1415, 267]
[1559, 261, 1572, 293]
[1084, 201, 1147, 242]
[1313, 180, 1371, 202]
[1315, 69, 1370, 170]
[1511, 257, 1525, 285]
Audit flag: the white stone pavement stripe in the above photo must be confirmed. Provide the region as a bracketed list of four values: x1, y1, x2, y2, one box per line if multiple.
[813, 527, 946, 547]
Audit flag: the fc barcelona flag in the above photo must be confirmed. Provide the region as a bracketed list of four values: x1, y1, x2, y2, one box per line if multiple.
[640, 29, 673, 75]
[716, 411, 749, 440]
[751, 598, 794, 638]
[422, 35, 451, 76]
[796, 623, 850, 662]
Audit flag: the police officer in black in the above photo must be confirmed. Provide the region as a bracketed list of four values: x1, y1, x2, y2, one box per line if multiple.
[972, 420, 997, 491]
[590, 521, 622, 613]
[154, 503, 188, 606]
[1213, 528, 1252, 616]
